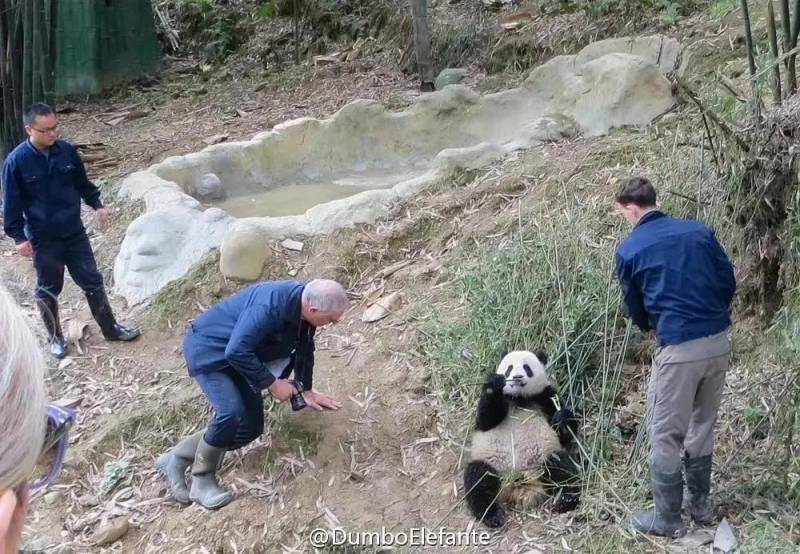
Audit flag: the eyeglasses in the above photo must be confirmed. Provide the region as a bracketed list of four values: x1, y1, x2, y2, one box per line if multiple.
[30, 124, 59, 134]
[29, 404, 75, 493]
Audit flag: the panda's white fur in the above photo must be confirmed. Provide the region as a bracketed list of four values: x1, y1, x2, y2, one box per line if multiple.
[469, 351, 560, 473]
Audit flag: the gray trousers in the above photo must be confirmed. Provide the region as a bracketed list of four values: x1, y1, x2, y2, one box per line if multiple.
[647, 329, 731, 474]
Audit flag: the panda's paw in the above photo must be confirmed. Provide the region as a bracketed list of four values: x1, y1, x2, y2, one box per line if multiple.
[485, 373, 506, 394]
[552, 407, 575, 426]
[482, 507, 506, 528]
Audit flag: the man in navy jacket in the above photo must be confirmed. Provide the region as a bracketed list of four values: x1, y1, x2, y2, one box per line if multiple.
[156, 279, 347, 509]
[2, 103, 139, 358]
[614, 177, 735, 537]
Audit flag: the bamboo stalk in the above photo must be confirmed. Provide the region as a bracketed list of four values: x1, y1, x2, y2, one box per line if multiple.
[675, 77, 751, 153]
[768, 1, 784, 103]
[740, 0, 758, 78]
[780, 0, 796, 94]
[791, 0, 800, 93]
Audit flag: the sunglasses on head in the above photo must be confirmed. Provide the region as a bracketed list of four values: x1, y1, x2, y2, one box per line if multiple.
[29, 404, 75, 494]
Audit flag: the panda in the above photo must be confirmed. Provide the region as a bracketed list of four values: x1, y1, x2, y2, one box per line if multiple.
[463, 350, 580, 528]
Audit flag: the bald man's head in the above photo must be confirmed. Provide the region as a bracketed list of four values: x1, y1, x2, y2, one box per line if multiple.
[301, 279, 348, 327]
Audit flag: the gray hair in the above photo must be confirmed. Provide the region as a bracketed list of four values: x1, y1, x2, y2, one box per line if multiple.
[301, 279, 348, 312]
[0, 284, 46, 492]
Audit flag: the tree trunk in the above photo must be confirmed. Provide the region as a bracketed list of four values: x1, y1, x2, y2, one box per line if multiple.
[410, 0, 435, 92]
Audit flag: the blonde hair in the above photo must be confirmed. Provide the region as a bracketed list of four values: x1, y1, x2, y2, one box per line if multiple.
[0, 283, 46, 491]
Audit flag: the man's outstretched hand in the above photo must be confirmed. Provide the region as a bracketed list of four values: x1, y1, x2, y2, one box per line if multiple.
[302, 390, 341, 412]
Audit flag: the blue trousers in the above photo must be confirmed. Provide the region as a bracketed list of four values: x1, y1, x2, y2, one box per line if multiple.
[32, 231, 104, 300]
[195, 368, 265, 450]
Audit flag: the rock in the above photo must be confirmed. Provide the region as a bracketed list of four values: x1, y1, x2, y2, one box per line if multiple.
[435, 68, 468, 91]
[574, 35, 683, 75]
[194, 173, 226, 201]
[113, 204, 234, 305]
[567, 53, 676, 136]
[671, 529, 714, 551]
[362, 292, 402, 323]
[281, 238, 304, 252]
[92, 517, 130, 546]
[220, 227, 270, 281]
[714, 518, 737, 553]
[527, 114, 579, 142]
[43, 491, 60, 505]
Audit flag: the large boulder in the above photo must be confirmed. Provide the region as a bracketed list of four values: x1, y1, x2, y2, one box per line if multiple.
[574, 35, 683, 75]
[113, 205, 233, 305]
[219, 226, 271, 281]
[572, 53, 675, 136]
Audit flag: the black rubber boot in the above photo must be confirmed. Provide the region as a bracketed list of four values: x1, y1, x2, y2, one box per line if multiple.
[683, 454, 715, 526]
[155, 431, 204, 505]
[631, 468, 687, 538]
[85, 288, 140, 341]
[36, 296, 68, 359]
[189, 439, 234, 510]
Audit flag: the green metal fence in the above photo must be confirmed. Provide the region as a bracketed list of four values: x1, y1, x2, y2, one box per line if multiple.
[54, 0, 161, 97]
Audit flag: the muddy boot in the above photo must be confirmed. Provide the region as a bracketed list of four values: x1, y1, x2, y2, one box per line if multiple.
[189, 439, 234, 510]
[631, 468, 687, 538]
[683, 455, 715, 526]
[85, 288, 140, 341]
[37, 296, 68, 359]
[155, 431, 204, 505]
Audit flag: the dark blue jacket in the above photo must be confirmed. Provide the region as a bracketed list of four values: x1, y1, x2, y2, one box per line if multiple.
[183, 281, 316, 392]
[615, 211, 736, 346]
[2, 139, 103, 244]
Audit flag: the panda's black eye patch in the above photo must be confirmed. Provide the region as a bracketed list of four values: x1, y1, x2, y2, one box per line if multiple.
[505, 365, 513, 377]
[523, 364, 533, 377]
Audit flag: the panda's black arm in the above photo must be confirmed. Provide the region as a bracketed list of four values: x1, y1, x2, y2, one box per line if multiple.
[527, 386, 559, 420]
[475, 378, 509, 431]
[527, 386, 577, 446]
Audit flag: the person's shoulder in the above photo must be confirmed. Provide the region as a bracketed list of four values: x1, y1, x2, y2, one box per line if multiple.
[4, 141, 30, 165]
[54, 139, 77, 154]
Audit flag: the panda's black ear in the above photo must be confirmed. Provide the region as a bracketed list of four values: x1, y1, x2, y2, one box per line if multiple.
[535, 350, 548, 366]
[494, 345, 509, 361]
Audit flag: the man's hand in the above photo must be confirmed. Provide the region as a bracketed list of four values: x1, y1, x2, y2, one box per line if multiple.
[15, 241, 33, 257]
[95, 207, 110, 228]
[267, 379, 298, 402]
[302, 390, 342, 412]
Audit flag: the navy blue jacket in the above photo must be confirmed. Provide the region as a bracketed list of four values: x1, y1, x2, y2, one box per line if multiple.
[183, 281, 316, 392]
[615, 211, 736, 346]
[2, 139, 103, 244]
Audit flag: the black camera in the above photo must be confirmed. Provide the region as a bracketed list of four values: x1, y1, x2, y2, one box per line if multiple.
[289, 379, 307, 411]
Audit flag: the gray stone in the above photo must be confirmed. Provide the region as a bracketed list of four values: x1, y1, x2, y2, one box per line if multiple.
[435, 68, 467, 91]
[194, 173, 226, 201]
[220, 227, 269, 281]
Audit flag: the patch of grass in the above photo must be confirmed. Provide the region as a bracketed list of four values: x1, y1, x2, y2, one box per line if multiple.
[709, 0, 737, 17]
[740, 518, 800, 553]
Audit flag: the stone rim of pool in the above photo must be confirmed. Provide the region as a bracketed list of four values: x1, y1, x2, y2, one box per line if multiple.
[113, 35, 682, 306]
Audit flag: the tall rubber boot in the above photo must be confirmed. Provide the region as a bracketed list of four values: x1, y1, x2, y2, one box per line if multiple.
[36, 296, 68, 359]
[631, 468, 687, 538]
[155, 431, 204, 505]
[683, 454, 715, 525]
[85, 288, 140, 341]
[189, 439, 234, 510]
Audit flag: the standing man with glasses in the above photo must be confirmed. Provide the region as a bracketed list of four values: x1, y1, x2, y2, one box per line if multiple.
[614, 177, 736, 538]
[2, 103, 139, 359]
